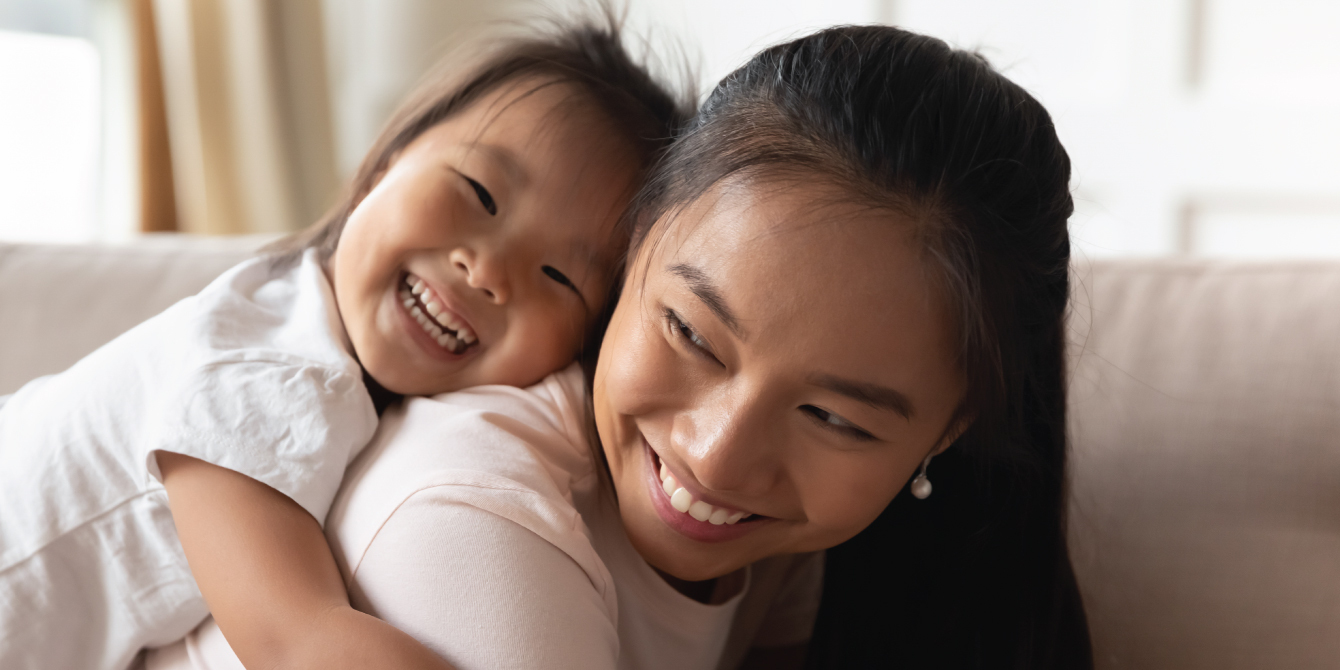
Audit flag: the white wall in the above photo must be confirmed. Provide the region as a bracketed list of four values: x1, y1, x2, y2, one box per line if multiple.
[4, 0, 1336, 257]
[892, 0, 1340, 259]
[320, 0, 1340, 259]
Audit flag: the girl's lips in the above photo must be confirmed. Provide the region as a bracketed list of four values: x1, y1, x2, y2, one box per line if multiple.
[396, 293, 472, 362]
[642, 439, 766, 543]
[394, 274, 477, 363]
[407, 272, 480, 342]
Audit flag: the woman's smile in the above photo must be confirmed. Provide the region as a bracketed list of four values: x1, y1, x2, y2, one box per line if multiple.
[643, 438, 768, 543]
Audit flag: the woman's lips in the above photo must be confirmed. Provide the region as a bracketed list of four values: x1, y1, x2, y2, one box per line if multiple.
[642, 439, 766, 543]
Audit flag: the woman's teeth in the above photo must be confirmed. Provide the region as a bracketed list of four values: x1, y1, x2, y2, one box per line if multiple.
[659, 461, 749, 525]
[400, 273, 477, 353]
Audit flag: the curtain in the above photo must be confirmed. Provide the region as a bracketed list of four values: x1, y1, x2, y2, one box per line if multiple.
[141, 0, 337, 235]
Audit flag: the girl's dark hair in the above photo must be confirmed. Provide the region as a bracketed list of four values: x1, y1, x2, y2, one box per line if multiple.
[269, 14, 690, 269]
[631, 25, 1091, 669]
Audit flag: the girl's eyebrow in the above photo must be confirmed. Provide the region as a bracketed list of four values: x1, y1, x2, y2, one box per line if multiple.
[463, 141, 528, 185]
[668, 263, 744, 339]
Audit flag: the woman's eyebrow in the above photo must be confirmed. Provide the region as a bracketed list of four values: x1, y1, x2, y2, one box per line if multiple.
[808, 373, 916, 420]
[668, 263, 744, 338]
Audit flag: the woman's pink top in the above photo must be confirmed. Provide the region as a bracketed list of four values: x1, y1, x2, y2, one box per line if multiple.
[142, 365, 822, 670]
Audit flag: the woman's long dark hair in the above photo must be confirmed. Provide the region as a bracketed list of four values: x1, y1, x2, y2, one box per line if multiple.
[630, 26, 1090, 669]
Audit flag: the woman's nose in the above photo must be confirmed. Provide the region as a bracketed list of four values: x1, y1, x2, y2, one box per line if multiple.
[449, 247, 509, 304]
[672, 393, 776, 495]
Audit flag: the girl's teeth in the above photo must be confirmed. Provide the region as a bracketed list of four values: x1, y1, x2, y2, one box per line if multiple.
[402, 275, 475, 353]
[658, 464, 749, 525]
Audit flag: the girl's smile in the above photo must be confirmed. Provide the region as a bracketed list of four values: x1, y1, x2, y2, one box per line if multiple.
[330, 79, 640, 396]
[394, 271, 479, 360]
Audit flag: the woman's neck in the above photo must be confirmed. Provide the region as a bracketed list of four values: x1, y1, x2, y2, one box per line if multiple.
[653, 567, 747, 605]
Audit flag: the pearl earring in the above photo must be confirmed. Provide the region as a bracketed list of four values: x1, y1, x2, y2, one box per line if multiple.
[910, 456, 933, 499]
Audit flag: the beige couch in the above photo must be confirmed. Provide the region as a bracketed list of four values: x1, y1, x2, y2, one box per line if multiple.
[2, 237, 1337, 668]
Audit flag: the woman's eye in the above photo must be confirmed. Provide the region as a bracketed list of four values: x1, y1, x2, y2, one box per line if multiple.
[463, 176, 496, 215]
[665, 309, 719, 363]
[802, 405, 876, 441]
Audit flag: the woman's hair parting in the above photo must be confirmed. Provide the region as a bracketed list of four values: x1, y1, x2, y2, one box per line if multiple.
[633, 25, 1091, 669]
[269, 12, 692, 267]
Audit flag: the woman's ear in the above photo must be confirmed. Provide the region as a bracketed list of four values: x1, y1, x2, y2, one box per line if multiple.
[931, 413, 972, 457]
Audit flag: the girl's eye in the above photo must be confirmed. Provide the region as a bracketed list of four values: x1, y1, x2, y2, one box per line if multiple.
[801, 405, 876, 441]
[664, 308, 720, 364]
[463, 176, 497, 215]
[542, 265, 580, 297]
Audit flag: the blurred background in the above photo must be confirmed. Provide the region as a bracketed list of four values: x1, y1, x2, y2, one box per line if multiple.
[0, 0, 1336, 258]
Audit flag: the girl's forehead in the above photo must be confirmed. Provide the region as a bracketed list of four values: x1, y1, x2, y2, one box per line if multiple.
[453, 78, 615, 147]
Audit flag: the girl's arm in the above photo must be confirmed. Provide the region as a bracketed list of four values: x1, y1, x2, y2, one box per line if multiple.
[157, 451, 457, 670]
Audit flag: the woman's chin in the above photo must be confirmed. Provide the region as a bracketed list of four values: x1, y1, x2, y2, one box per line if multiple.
[617, 498, 752, 583]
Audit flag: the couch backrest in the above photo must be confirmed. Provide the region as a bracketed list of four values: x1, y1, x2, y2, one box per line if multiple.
[1069, 259, 1340, 669]
[3, 241, 1338, 666]
[0, 237, 264, 395]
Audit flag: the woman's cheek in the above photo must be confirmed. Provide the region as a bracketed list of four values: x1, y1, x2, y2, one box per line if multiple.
[797, 452, 908, 548]
[603, 311, 682, 417]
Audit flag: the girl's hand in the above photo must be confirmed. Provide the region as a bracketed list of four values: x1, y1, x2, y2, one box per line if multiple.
[157, 451, 457, 670]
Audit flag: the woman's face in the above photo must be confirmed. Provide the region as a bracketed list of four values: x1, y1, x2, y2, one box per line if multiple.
[592, 179, 966, 582]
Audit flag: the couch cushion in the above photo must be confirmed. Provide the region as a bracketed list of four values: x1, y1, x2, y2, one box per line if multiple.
[1068, 259, 1340, 669]
[0, 236, 271, 395]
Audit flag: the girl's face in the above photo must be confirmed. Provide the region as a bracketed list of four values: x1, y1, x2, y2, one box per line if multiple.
[593, 180, 967, 582]
[332, 80, 639, 395]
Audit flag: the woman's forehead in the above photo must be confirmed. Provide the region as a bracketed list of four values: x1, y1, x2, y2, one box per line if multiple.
[655, 180, 923, 291]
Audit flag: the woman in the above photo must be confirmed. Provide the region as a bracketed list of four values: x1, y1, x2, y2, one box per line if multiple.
[150, 24, 1090, 670]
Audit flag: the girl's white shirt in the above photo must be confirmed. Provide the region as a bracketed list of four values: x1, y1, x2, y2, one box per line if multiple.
[144, 365, 823, 670]
[0, 249, 378, 670]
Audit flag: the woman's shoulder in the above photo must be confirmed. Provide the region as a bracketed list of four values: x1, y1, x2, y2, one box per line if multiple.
[325, 364, 601, 576]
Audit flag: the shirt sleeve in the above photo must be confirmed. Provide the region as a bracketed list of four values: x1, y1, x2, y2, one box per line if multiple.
[347, 485, 620, 670]
[144, 358, 376, 525]
[750, 551, 825, 648]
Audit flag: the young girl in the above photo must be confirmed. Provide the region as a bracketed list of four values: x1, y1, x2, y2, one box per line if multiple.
[0, 20, 687, 670]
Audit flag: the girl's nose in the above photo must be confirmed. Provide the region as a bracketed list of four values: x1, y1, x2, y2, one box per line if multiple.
[450, 247, 509, 304]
